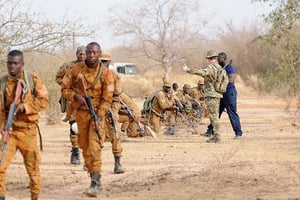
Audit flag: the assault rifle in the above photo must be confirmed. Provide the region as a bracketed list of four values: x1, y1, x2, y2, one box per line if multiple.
[78, 75, 103, 148]
[191, 98, 203, 117]
[107, 108, 119, 140]
[0, 80, 23, 164]
[174, 99, 184, 113]
[120, 101, 143, 132]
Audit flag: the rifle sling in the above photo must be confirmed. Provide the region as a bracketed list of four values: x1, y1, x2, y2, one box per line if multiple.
[87, 63, 104, 89]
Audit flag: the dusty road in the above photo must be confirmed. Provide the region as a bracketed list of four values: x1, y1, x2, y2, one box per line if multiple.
[5, 96, 300, 200]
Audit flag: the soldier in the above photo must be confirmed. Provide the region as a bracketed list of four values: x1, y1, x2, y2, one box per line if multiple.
[55, 46, 86, 165]
[176, 84, 193, 114]
[149, 82, 176, 134]
[190, 78, 208, 118]
[118, 92, 142, 138]
[61, 42, 114, 197]
[218, 52, 243, 139]
[0, 50, 49, 200]
[99, 51, 124, 174]
[182, 50, 223, 143]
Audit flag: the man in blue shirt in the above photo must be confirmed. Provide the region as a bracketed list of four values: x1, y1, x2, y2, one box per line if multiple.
[202, 52, 243, 139]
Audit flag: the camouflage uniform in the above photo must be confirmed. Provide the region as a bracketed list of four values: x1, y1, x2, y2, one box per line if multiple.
[55, 60, 82, 164]
[176, 85, 192, 114]
[104, 70, 123, 157]
[0, 71, 49, 199]
[188, 62, 223, 141]
[118, 92, 141, 137]
[61, 61, 114, 174]
[150, 86, 175, 134]
[190, 79, 208, 118]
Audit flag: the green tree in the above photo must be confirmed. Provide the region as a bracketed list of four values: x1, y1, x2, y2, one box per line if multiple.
[253, 0, 300, 100]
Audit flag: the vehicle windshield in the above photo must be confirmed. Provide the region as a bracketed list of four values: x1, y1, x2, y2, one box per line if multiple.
[125, 64, 137, 75]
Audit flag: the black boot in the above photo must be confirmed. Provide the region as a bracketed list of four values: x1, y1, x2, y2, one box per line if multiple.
[0, 196, 5, 200]
[86, 173, 102, 197]
[114, 156, 125, 174]
[201, 125, 213, 137]
[70, 147, 80, 165]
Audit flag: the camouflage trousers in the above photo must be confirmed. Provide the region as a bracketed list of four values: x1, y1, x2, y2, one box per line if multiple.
[119, 115, 139, 137]
[104, 112, 123, 157]
[0, 125, 41, 199]
[150, 112, 161, 133]
[205, 97, 221, 139]
[76, 110, 103, 174]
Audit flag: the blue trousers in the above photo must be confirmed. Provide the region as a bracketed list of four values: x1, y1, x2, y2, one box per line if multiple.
[207, 88, 243, 136]
[220, 88, 242, 136]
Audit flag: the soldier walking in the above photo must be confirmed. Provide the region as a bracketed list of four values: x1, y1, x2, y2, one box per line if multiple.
[55, 46, 86, 165]
[0, 50, 49, 200]
[61, 42, 114, 197]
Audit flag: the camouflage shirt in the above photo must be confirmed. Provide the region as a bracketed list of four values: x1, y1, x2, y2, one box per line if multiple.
[188, 63, 223, 98]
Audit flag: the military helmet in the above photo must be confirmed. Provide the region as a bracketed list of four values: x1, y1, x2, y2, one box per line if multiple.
[100, 51, 112, 61]
[76, 46, 86, 55]
[206, 50, 218, 59]
[163, 81, 172, 88]
[183, 84, 191, 89]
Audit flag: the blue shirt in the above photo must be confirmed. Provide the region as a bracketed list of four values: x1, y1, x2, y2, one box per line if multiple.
[224, 64, 236, 90]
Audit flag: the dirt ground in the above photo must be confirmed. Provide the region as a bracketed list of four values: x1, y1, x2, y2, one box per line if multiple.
[4, 94, 300, 200]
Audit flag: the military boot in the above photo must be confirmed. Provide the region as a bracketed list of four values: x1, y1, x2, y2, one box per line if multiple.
[200, 126, 213, 137]
[0, 196, 5, 200]
[70, 147, 80, 165]
[114, 156, 125, 174]
[163, 125, 176, 135]
[86, 173, 102, 197]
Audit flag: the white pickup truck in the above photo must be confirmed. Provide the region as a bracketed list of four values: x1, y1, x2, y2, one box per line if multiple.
[110, 63, 139, 75]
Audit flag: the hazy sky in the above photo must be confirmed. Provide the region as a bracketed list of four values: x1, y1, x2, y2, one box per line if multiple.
[30, 0, 270, 50]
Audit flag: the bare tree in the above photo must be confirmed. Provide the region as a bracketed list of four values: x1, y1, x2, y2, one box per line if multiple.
[110, 0, 207, 82]
[0, 0, 98, 72]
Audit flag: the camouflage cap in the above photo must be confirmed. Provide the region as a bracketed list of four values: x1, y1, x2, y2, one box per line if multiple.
[76, 46, 86, 54]
[198, 78, 204, 85]
[100, 51, 112, 61]
[183, 84, 191, 89]
[163, 81, 172, 88]
[206, 50, 218, 59]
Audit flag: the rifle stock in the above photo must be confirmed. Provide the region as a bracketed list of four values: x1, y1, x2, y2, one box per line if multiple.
[78, 75, 103, 148]
[1, 80, 23, 164]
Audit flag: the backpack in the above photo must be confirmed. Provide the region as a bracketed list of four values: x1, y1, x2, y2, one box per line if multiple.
[212, 63, 229, 94]
[141, 90, 160, 115]
[1, 69, 35, 110]
[0, 70, 44, 150]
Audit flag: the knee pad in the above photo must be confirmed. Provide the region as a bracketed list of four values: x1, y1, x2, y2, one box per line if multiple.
[70, 121, 78, 135]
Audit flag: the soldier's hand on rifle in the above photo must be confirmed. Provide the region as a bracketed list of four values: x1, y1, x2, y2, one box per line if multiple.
[1, 127, 12, 143]
[74, 94, 87, 107]
[91, 115, 102, 131]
